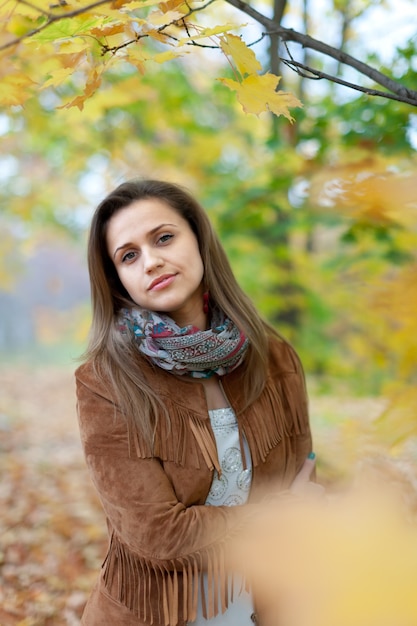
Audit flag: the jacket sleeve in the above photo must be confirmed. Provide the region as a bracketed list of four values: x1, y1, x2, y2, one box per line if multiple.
[76, 374, 245, 564]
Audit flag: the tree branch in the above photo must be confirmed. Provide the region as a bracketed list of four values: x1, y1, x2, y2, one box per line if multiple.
[223, 0, 417, 106]
[99, 0, 219, 54]
[3, 0, 417, 108]
[1, 0, 218, 54]
[281, 57, 417, 107]
[0, 0, 112, 51]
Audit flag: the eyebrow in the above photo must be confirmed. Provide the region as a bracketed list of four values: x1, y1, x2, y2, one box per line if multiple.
[112, 223, 177, 259]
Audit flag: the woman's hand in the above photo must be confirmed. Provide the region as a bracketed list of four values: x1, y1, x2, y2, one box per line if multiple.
[290, 453, 325, 498]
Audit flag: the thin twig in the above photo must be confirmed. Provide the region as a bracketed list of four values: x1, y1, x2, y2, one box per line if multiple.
[224, 0, 417, 106]
[281, 57, 417, 107]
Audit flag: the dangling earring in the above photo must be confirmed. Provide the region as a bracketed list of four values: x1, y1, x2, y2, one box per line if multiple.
[203, 291, 209, 314]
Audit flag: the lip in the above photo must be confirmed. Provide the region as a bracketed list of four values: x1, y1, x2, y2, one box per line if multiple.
[148, 274, 177, 291]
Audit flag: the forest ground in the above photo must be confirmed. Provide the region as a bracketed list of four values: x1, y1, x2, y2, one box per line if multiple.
[0, 365, 105, 626]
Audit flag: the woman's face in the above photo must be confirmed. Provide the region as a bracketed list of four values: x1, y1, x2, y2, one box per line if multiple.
[106, 198, 206, 328]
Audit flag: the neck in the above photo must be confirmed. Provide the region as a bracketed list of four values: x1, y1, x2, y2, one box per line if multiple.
[171, 308, 208, 330]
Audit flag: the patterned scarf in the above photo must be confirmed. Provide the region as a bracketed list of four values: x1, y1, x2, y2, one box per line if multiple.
[118, 307, 249, 378]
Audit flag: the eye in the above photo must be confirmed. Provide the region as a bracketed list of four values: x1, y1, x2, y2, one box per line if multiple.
[121, 250, 137, 263]
[158, 233, 174, 244]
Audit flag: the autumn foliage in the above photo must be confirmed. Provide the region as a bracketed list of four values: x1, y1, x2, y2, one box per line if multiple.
[0, 0, 301, 117]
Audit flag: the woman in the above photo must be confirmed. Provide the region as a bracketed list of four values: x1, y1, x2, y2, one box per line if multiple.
[76, 179, 316, 626]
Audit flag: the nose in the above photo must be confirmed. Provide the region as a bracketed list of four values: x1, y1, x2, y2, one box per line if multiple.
[142, 247, 164, 273]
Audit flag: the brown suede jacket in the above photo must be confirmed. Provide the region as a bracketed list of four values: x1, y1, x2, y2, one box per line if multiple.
[75, 337, 313, 626]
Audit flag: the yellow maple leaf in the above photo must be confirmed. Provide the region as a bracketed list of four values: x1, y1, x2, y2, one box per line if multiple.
[159, 0, 187, 13]
[57, 38, 90, 55]
[177, 23, 241, 46]
[111, 0, 138, 8]
[0, 73, 36, 105]
[147, 9, 183, 26]
[125, 47, 148, 74]
[152, 49, 185, 63]
[220, 73, 302, 120]
[90, 22, 126, 37]
[117, 0, 162, 8]
[41, 66, 75, 89]
[7, 14, 36, 37]
[147, 28, 171, 42]
[59, 67, 102, 111]
[220, 33, 261, 76]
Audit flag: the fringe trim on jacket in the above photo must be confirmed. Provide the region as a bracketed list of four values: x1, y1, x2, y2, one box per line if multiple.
[102, 532, 235, 625]
[129, 368, 309, 473]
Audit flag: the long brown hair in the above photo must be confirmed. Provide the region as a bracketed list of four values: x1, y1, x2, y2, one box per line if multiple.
[85, 179, 278, 445]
